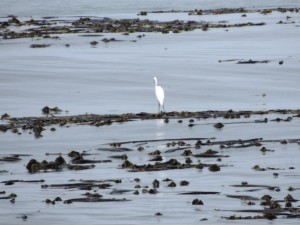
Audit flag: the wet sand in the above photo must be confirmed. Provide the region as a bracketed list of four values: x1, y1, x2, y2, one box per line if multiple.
[1, 7, 300, 225]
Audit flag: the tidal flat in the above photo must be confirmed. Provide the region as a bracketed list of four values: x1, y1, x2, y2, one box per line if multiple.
[1, 8, 300, 116]
[1, 6, 300, 225]
[1, 109, 300, 224]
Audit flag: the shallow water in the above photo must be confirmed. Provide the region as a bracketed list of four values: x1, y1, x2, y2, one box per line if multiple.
[1, 0, 300, 17]
[1, 114, 300, 225]
[1, 1, 300, 224]
[1, 11, 300, 117]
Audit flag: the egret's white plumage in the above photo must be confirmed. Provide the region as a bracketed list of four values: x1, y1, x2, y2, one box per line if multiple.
[153, 76, 165, 113]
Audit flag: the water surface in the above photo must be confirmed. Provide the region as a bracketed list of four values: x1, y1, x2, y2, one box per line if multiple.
[0, 2, 300, 224]
[2, 0, 300, 17]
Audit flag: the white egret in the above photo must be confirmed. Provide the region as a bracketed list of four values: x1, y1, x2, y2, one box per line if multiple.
[153, 76, 165, 113]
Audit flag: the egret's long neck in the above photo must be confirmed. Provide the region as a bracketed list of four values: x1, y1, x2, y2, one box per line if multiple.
[154, 78, 158, 87]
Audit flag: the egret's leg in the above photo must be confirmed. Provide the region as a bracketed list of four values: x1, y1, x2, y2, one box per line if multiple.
[162, 105, 165, 113]
[158, 103, 160, 113]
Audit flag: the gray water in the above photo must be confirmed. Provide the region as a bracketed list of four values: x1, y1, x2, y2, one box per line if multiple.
[1, 1, 300, 117]
[1, 0, 300, 17]
[1, 1, 300, 224]
[1, 114, 300, 225]
[1, 11, 300, 117]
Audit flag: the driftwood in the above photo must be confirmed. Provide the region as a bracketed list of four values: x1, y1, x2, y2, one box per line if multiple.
[237, 60, 270, 64]
[226, 194, 259, 200]
[0, 156, 22, 162]
[179, 191, 220, 195]
[63, 197, 130, 204]
[112, 137, 213, 146]
[1, 179, 45, 185]
[41, 182, 112, 190]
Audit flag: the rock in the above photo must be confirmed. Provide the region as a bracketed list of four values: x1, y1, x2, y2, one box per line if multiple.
[264, 214, 277, 220]
[134, 178, 140, 182]
[284, 194, 295, 201]
[21, 215, 28, 221]
[162, 178, 173, 182]
[149, 156, 163, 162]
[139, 11, 148, 16]
[10, 17, 21, 25]
[30, 44, 50, 48]
[155, 212, 162, 216]
[168, 181, 176, 187]
[54, 197, 62, 201]
[55, 156, 66, 165]
[137, 146, 144, 151]
[288, 186, 294, 191]
[68, 150, 81, 158]
[261, 195, 272, 205]
[90, 41, 98, 45]
[177, 141, 186, 146]
[213, 122, 224, 129]
[42, 106, 50, 114]
[196, 164, 204, 169]
[185, 157, 193, 164]
[152, 179, 160, 188]
[269, 201, 281, 209]
[149, 189, 158, 194]
[148, 150, 161, 156]
[102, 38, 117, 43]
[0, 113, 10, 120]
[26, 159, 38, 172]
[285, 201, 292, 207]
[5, 180, 14, 185]
[180, 180, 189, 186]
[209, 164, 220, 172]
[181, 149, 193, 156]
[261, 9, 272, 14]
[45, 199, 55, 204]
[192, 198, 204, 205]
[121, 160, 134, 169]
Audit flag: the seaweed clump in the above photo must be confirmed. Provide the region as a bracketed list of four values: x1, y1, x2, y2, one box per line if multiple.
[26, 156, 95, 173]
